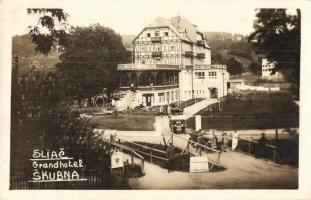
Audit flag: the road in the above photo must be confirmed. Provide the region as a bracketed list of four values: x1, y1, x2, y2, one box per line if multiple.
[128, 150, 297, 189]
[100, 99, 298, 189]
[102, 130, 298, 189]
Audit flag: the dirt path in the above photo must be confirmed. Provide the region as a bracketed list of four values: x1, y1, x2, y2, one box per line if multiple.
[128, 150, 297, 189]
[105, 131, 298, 189]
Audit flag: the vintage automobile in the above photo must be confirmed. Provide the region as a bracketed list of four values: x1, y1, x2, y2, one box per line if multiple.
[169, 115, 187, 134]
[170, 105, 184, 115]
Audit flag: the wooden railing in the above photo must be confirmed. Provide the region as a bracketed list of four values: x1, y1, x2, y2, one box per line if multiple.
[151, 37, 162, 43]
[104, 136, 168, 165]
[169, 134, 222, 170]
[108, 141, 145, 173]
[152, 51, 162, 57]
[237, 138, 283, 163]
[184, 51, 194, 57]
[197, 53, 205, 58]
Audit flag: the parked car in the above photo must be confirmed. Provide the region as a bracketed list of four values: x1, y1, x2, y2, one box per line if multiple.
[169, 115, 187, 134]
[170, 106, 183, 115]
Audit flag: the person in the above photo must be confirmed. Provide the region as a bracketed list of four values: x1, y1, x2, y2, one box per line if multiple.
[159, 105, 163, 117]
[256, 133, 268, 158]
[231, 130, 239, 151]
[222, 132, 229, 152]
[166, 142, 175, 172]
[167, 105, 171, 116]
[130, 83, 135, 92]
[210, 130, 218, 149]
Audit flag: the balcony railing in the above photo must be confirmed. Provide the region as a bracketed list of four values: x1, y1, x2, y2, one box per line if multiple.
[184, 51, 194, 57]
[185, 65, 193, 69]
[197, 53, 205, 58]
[152, 51, 162, 57]
[119, 84, 179, 91]
[197, 40, 205, 46]
[151, 37, 162, 43]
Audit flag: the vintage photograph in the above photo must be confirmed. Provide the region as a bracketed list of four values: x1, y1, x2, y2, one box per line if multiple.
[6, 0, 301, 190]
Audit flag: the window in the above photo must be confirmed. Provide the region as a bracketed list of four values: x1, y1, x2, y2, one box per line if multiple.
[158, 93, 165, 102]
[209, 71, 217, 78]
[165, 32, 168, 36]
[166, 92, 170, 103]
[171, 45, 175, 50]
[155, 31, 160, 36]
[195, 72, 205, 79]
[155, 58, 161, 63]
[147, 33, 151, 37]
[142, 59, 146, 64]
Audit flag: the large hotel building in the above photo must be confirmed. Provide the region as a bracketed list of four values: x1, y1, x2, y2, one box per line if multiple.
[116, 16, 229, 110]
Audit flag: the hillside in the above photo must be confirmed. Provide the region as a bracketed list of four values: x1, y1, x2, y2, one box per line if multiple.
[12, 34, 61, 75]
[122, 34, 135, 49]
[13, 32, 261, 77]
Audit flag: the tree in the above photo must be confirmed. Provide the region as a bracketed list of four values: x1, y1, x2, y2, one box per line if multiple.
[248, 61, 262, 75]
[10, 68, 113, 185]
[27, 9, 70, 55]
[226, 57, 244, 75]
[211, 51, 225, 64]
[56, 24, 131, 100]
[248, 9, 300, 94]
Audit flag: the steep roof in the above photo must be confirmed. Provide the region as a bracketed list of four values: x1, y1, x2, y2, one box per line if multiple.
[170, 16, 198, 43]
[145, 17, 189, 42]
[135, 16, 209, 48]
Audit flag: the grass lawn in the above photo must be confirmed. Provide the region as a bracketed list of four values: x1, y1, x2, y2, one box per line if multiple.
[89, 114, 155, 131]
[187, 92, 299, 130]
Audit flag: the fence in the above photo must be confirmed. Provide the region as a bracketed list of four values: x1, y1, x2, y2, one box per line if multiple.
[107, 140, 145, 174]
[169, 134, 222, 171]
[111, 137, 168, 163]
[186, 115, 299, 130]
[237, 138, 282, 163]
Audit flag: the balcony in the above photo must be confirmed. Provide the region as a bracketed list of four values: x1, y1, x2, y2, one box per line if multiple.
[184, 51, 194, 57]
[119, 84, 179, 91]
[185, 65, 193, 69]
[118, 63, 180, 71]
[152, 51, 162, 57]
[197, 53, 205, 59]
[151, 37, 162, 43]
[197, 40, 205, 46]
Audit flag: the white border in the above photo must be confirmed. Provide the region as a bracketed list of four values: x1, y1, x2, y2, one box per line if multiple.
[1, 0, 311, 199]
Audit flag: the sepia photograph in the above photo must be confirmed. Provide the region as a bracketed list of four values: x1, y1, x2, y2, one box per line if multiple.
[1, 0, 311, 199]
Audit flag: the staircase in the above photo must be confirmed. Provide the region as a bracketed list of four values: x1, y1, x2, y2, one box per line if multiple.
[115, 91, 138, 111]
[115, 92, 130, 111]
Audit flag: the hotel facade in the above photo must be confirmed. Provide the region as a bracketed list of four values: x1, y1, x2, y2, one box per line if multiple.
[116, 17, 229, 110]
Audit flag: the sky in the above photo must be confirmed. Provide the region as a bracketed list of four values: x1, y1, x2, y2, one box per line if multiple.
[1, 0, 302, 36]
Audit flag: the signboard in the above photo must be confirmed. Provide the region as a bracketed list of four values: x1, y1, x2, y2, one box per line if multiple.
[190, 156, 209, 173]
[111, 151, 124, 169]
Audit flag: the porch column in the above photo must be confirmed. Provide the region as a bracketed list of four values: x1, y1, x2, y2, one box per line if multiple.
[136, 71, 142, 87]
[153, 71, 158, 86]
